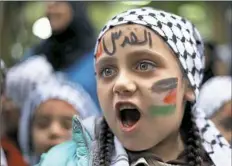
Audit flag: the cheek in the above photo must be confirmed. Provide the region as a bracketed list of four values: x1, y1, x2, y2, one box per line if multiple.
[62, 129, 72, 138]
[147, 86, 185, 118]
[148, 108, 184, 136]
[97, 85, 115, 124]
[97, 84, 113, 107]
[174, 86, 186, 113]
[63, 10, 72, 25]
[163, 89, 177, 104]
[31, 127, 46, 152]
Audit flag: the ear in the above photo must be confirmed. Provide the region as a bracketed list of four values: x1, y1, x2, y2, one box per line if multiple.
[184, 84, 195, 102]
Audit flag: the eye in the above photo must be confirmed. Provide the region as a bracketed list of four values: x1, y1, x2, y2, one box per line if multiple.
[34, 118, 50, 129]
[135, 61, 155, 72]
[100, 67, 117, 78]
[61, 119, 72, 130]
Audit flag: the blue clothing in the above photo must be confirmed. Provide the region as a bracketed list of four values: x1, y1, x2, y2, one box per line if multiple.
[35, 115, 231, 166]
[63, 51, 100, 111]
[35, 116, 130, 166]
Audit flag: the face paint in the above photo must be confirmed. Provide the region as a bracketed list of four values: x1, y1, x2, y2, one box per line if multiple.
[102, 29, 153, 56]
[151, 77, 177, 93]
[149, 77, 178, 116]
[163, 89, 177, 104]
[148, 91, 177, 116]
[120, 29, 152, 48]
[102, 30, 122, 56]
[149, 105, 176, 116]
[96, 41, 103, 59]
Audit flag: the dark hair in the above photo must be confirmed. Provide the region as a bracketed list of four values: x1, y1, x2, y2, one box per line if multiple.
[181, 101, 203, 166]
[95, 101, 204, 166]
[96, 119, 114, 166]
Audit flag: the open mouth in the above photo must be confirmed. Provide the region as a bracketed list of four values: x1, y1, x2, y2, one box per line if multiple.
[117, 103, 141, 131]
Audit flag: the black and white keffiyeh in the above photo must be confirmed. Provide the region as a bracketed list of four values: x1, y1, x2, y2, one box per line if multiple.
[94, 7, 231, 166]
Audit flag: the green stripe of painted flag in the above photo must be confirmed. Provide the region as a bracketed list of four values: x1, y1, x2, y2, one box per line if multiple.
[149, 105, 176, 116]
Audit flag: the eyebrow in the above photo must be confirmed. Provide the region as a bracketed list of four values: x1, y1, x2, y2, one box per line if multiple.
[95, 56, 118, 69]
[126, 49, 165, 64]
[60, 116, 73, 121]
[95, 48, 166, 69]
[33, 115, 50, 121]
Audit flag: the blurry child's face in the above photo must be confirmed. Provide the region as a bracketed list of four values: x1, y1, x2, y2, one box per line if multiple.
[95, 24, 194, 151]
[211, 100, 232, 143]
[32, 99, 77, 155]
[45, 2, 73, 32]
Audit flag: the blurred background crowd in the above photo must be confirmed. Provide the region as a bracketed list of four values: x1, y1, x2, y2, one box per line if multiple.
[0, 1, 231, 166]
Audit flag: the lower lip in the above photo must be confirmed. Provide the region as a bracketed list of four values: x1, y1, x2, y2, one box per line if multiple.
[119, 120, 139, 133]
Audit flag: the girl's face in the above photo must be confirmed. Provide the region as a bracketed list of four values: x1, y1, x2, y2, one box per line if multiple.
[95, 24, 194, 151]
[32, 99, 77, 155]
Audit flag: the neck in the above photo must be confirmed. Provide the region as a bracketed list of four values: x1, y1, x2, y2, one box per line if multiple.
[148, 131, 185, 162]
[51, 24, 76, 43]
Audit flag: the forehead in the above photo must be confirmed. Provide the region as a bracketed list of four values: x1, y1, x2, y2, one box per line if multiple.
[100, 24, 174, 57]
[103, 24, 149, 38]
[36, 99, 76, 115]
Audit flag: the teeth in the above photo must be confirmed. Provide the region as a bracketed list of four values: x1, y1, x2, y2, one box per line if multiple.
[119, 104, 136, 111]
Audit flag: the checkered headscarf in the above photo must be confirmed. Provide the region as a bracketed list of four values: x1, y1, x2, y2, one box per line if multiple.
[94, 7, 231, 166]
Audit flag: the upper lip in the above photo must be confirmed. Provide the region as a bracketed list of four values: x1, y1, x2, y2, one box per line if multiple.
[115, 101, 138, 110]
[115, 101, 141, 117]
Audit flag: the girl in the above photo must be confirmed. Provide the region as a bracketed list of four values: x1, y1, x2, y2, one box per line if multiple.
[36, 7, 231, 166]
[19, 77, 99, 165]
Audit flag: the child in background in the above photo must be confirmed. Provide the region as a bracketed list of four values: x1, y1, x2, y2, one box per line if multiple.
[197, 76, 232, 143]
[19, 77, 99, 165]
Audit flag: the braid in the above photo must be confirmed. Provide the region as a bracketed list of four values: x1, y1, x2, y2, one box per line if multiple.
[181, 101, 203, 166]
[96, 118, 114, 166]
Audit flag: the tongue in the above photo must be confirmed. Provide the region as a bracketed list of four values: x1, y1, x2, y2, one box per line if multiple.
[121, 109, 140, 128]
[123, 119, 135, 127]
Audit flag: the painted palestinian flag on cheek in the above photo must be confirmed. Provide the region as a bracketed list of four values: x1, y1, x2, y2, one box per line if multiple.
[149, 77, 178, 116]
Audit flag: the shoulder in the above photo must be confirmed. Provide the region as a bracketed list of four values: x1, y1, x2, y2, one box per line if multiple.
[72, 116, 101, 142]
[65, 51, 96, 86]
[35, 141, 77, 166]
[69, 51, 94, 72]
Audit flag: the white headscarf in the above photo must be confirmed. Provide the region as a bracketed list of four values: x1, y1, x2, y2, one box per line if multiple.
[5, 55, 53, 108]
[19, 77, 100, 165]
[197, 76, 232, 118]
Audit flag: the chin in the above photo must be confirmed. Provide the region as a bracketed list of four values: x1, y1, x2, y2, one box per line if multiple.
[124, 144, 153, 152]
[121, 137, 156, 152]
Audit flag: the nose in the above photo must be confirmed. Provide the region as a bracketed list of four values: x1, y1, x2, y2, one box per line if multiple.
[113, 71, 136, 96]
[48, 122, 64, 141]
